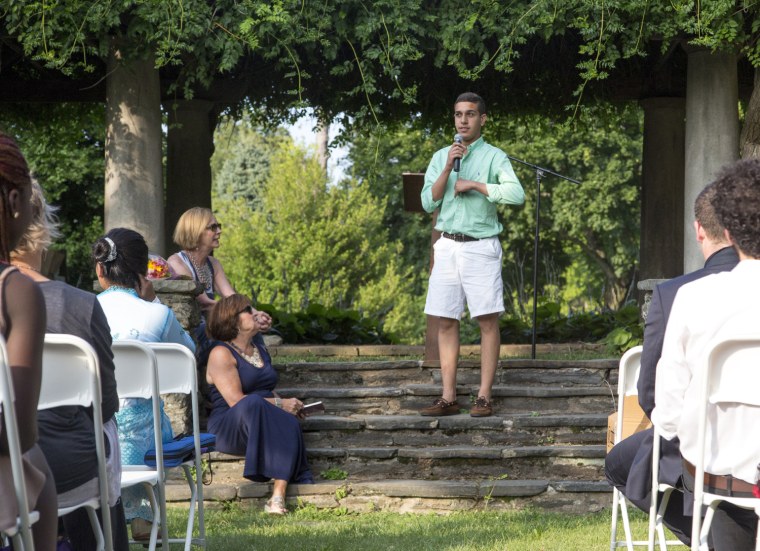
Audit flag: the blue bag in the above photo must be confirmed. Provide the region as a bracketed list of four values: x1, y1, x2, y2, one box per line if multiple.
[144, 433, 215, 468]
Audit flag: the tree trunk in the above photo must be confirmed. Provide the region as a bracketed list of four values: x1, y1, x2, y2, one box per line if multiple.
[105, 39, 165, 255]
[317, 123, 329, 172]
[165, 100, 217, 251]
[741, 68, 760, 159]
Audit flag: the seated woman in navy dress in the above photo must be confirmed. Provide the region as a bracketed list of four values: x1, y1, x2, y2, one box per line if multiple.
[205, 294, 313, 515]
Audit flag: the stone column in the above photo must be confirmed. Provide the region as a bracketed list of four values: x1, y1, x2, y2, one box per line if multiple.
[165, 100, 216, 252]
[105, 41, 165, 255]
[639, 98, 685, 281]
[683, 49, 739, 272]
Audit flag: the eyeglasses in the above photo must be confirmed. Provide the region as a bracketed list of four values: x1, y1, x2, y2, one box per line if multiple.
[206, 223, 222, 232]
[237, 305, 254, 316]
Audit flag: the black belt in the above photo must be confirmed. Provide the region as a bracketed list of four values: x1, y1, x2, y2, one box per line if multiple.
[683, 459, 758, 498]
[442, 232, 481, 242]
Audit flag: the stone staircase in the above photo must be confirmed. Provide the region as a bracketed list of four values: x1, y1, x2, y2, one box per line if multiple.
[166, 347, 621, 514]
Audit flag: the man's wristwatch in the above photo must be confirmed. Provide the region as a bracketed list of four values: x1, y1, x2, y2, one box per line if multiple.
[275, 397, 283, 408]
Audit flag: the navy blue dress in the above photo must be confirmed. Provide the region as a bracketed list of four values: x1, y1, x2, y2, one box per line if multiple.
[206, 337, 313, 484]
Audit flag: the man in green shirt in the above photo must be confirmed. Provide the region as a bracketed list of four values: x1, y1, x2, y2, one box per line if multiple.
[420, 92, 525, 418]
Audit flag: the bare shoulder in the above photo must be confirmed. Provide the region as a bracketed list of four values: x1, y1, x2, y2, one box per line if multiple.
[4, 269, 44, 308]
[209, 256, 225, 271]
[168, 253, 192, 276]
[208, 344, 234, 367]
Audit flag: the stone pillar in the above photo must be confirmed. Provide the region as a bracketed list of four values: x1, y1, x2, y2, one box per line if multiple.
[105, 41, 165, 255]
[639, 98, 685, 281]
[683, 49, 739, 272]
[165, 100, 216, 252]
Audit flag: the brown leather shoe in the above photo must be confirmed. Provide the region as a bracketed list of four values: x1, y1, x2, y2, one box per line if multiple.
[470, 396, 493, 417]
[419, 397, 460, 416]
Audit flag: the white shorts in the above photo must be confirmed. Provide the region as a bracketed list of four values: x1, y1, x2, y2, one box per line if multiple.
[424, 235, 505, 320]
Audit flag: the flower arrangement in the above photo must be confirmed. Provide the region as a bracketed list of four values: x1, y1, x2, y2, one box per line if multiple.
[147, 254, 173, 280]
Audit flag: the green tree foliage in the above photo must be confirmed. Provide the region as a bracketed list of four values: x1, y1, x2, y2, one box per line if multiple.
[494, 103, 643, 310]
[3, 1, 247, 95]
[6, 1, 760, 124]
[213, 131, 421, 342]
[211, 115, 290, 205]
[0, 103, 105, 287]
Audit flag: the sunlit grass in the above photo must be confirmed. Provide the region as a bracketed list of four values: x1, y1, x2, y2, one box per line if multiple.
[163, 504, 677, 551]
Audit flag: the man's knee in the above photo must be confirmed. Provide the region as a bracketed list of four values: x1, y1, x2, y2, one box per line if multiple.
[476, 313, 499, 332]
[438, 317, 459, 333]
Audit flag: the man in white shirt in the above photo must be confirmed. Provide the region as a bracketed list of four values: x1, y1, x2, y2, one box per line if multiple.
[653, 158, 760, 551]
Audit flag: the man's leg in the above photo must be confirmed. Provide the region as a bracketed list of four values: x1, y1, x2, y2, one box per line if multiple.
[438, 316, 460, 403]
[476, 313, 499, 400]
[710, 502, 757, 551]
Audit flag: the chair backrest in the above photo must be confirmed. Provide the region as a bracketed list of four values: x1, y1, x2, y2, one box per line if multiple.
[111, 340, 160, 400]
[148, 343, 197, 396]
[40, 334, 102, 411]
[691, 334, 760, 547]
[0, 334, 35, 550]
[40, 334, 112, 549]
[705, 336, 760, 406]
[110, 340, 164, 476]
[147, 342, 201, 440]
[618, 345, 643, 398]
[613, 345, 643, 449]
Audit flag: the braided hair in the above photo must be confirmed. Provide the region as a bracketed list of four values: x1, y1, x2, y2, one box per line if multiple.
[92, 228, 149, 290]
[0, 133, 32, 261]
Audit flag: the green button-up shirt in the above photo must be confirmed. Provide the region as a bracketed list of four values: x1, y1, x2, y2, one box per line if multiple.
[421, 137, 524, 238]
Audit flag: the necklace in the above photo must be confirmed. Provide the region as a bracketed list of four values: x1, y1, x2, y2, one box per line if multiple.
[187, 251, 213, 291]
[100, 285, 138, 297]
[228, 340, 264, 368]
[12, 262, 39, 274]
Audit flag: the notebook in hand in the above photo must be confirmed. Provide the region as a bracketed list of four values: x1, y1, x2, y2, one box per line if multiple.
[301, 401, 325, 416]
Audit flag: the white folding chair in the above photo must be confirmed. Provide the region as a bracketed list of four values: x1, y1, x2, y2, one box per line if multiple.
[40, 334, 113, 551]
[0, 334, 39, 551]
[691, 335, 760, 551]
[112, 341, 169, 550]
[148, 342, 206, 550]
[648, 425, 682, 550]
[610, 345, 648, 551]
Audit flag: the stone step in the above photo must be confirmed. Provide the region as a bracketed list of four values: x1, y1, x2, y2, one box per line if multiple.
[300, 413, 607, 447]
[166, 477, 613, 514]
[275, 358, 618, 388]
[205, 443, 606, 482]
[276, 384, 616, 415]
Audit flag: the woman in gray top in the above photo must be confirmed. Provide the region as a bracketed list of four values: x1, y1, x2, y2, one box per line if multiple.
[11, 180, 129, 550]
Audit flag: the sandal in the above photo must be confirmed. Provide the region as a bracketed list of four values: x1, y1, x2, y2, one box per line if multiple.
[264, 495, 288, 515]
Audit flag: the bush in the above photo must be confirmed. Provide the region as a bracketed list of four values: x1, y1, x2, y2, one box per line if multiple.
[498, 301, 643, 349]
[257, 302, 390, 345]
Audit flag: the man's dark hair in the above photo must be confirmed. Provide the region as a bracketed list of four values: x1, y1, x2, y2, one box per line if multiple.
[455, 92, 486, 115]
[694, 183, 726, 242]
[711, 158, 760, 258]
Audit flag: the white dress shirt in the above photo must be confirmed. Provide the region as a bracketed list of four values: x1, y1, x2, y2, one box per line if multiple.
[652, 259, 760, 483]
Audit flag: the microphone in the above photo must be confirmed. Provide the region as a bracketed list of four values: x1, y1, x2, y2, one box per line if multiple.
[453, 134, 462, 172]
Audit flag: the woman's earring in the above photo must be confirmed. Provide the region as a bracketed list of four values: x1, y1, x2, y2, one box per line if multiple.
[12, 212, 19, 219]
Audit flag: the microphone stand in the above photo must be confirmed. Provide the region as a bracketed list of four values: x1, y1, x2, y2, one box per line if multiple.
[507, 156, 580, 359]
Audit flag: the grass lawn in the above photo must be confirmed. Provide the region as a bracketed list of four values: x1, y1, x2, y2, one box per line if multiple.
[162, 503, 681, 551]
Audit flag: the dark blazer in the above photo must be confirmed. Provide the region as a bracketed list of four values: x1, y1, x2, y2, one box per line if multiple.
[638, 246, 739, 417]
[625, 245, 739, 500]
